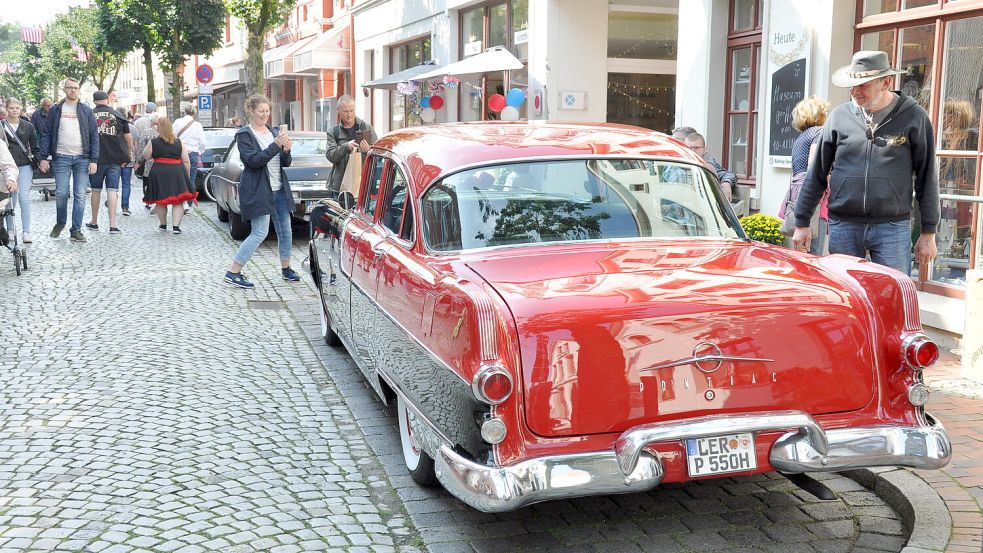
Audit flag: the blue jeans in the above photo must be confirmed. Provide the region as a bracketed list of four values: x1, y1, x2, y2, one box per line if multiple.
[89, 163, 121, 190]
[188, 152, 200, 190]
[120, 166, 133, 209]
[827, 218, 912, 274]
[53, 155, 90, 232]
[232, 187, 293, 267]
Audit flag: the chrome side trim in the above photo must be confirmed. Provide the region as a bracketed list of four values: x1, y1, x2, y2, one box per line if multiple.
[376, 370, 454, 455]
[434, 445, 664, 513]
[614, 411, 828, 475]
[458, 280, 498, 361]
[770, 415, 951, 472]
[896, 273, 921, 331]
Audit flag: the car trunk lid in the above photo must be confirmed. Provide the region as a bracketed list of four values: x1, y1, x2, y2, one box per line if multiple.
[466, 242, 876, 438]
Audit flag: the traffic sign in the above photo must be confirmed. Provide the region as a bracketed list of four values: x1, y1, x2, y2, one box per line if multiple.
[196, 64, 214, 84]
[197, 95, 212, 111]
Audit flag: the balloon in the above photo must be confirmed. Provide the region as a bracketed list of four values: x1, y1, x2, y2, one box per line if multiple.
[420, 107, 436, 123]
[488, 94, 506, 113]
[506, 88, 526, 108]
[429, 95, 444, 110]
[420, 96, 431, 108]
[500, 106, 520, 121]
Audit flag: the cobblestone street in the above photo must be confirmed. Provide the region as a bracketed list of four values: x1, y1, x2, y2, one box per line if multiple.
[0, 190, 927, 552]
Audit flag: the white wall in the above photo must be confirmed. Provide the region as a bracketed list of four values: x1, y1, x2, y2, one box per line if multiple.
[543, 0, 608, 122]
[675, 0, 728, 156]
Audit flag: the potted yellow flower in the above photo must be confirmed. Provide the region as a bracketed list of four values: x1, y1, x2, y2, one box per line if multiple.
[739, 213, 785, 245]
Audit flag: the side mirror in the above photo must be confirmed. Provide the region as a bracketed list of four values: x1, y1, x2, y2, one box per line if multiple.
[339, 191, 356, 210]
[213, 154, 223, 163]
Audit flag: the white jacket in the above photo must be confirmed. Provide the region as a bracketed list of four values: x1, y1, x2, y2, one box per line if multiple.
[0, 132, 18, 192]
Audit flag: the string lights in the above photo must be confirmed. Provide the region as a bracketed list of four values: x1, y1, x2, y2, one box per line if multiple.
[606, 83, 674, 118]
[607, 81, 675, 94]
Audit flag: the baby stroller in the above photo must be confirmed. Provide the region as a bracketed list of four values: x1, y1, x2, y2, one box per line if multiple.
[0, 191, 28, 275]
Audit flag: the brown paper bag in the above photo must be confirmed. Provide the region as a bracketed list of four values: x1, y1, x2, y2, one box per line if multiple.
[340, 151, 363, 199]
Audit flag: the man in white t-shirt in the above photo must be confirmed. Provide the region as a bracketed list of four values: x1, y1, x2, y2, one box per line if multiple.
[38, 78, 99, 242]
[172, 105, 205, 211]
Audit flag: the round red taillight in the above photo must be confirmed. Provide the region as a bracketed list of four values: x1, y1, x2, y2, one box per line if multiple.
[903, 335, 939, 369]
[472, 365, 513, 405]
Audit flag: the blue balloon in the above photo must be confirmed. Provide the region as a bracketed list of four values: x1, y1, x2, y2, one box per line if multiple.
[506, 88, 526, 107]
[420, 96, 431, 108]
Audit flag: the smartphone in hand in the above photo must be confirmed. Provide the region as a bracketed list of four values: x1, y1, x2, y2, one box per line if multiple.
[278, 124, 288, 133]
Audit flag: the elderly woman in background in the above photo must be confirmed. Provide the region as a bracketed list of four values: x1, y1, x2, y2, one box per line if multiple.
[780, 95, 830, 255]
[2, 98, 39, 243]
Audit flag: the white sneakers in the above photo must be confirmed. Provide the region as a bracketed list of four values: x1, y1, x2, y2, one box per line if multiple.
[22, 233, 32, 244]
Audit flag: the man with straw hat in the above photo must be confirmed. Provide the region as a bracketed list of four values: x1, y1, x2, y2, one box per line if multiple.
[792, 50, 939, 275]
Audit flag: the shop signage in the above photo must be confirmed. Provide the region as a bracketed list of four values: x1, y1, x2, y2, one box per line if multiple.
[766, 1, 811, 168]
[559, 91, 585, 110]
[514, 29, 529, 45]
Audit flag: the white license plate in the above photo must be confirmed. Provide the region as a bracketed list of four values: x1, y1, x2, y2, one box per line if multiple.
[686, 433, 756, 477]
[305, 200, 318, 213]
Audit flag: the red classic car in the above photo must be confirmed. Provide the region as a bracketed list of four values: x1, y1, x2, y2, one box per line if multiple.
[307, 121, 951, 512]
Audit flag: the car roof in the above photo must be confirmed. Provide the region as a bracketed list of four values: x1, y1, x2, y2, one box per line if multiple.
[373, 121, 706, 193]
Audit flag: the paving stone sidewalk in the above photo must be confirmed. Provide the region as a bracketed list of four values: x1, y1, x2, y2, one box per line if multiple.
[920, 355, 983, 553]
[0, 192, 422, 552]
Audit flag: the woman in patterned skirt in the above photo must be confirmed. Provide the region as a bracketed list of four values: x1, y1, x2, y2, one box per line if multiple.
[142, 117, 197, 234]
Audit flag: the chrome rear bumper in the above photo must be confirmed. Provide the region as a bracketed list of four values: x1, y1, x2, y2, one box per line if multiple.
[434, 411, 950, 512]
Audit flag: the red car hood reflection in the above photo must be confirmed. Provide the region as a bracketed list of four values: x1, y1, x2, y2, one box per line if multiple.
[466, 241, 876, 438]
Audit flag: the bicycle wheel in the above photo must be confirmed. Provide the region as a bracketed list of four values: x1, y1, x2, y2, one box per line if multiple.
[20, 250, 27, 271]
[14, 251, 21, 276]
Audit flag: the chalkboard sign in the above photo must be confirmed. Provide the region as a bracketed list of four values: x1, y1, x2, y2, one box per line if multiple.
[769, 58, 807, 161]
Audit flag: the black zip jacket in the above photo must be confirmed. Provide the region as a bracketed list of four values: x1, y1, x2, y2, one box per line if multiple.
[794, 94, 939, 234]
[2, 119, 40, 167]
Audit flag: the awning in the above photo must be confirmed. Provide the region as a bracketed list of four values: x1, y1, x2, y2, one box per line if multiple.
[293, 26, 350, 73]
[362, 61, 443, 90]
[264, 35, 318, 80]
[413, 46, 522, 81]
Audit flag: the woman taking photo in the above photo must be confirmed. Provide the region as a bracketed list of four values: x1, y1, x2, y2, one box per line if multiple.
[223, 94, 299, 289]
[142, 117, 197, 233]
[2, 98, 39, 243]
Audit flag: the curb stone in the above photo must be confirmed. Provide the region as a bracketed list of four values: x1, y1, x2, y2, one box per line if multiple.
[842, 468, 951, 552]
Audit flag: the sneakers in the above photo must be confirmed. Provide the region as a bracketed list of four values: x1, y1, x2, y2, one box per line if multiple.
[85, 223, 99, 230]
[70, 230, 87, 242]
[122, 208, 130, 216]
[158, 224, 167, 231]
[22, 233, 32, 244]
[282, 267, 301, 282]
[224, 271, 254, 289]
[172, 226, 182, 235]
[50, 223, 65, 238]
[109, 227, 121, 235]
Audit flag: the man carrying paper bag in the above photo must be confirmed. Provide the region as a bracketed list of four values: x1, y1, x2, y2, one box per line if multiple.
[326, 95, 377, 200]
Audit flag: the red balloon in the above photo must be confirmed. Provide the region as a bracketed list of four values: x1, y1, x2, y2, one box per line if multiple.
[488, 94, 506, 113]
[429, 95, 444, 110]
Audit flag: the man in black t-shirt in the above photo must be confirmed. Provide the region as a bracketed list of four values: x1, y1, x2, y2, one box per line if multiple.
[88, 90, 133, 233]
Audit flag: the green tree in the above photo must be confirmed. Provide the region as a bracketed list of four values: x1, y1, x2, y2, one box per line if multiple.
[110, 0, 226, 114]
[227, 0, 296, 96]
[102, 0, 161, 103]
[39, 9, 92, 87]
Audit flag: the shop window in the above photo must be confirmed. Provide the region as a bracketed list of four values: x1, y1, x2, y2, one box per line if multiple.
[857, 5, 983, 295]
[608, 12, 678, 60]
[607, 73, 675, 133]
[389, 36, 432, 130]
[723, 0, 761, 183]
[458, 1, 529, 122]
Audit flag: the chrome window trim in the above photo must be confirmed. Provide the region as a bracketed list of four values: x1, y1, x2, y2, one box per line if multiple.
[415, 156, 746, 255]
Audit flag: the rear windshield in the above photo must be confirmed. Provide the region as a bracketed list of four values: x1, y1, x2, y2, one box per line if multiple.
[204, 129, 237, 148]
[421, 159, 741, 252]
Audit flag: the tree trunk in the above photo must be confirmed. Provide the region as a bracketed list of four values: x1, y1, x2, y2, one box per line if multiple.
[170, 66, 184, 117]
[246, 26, 264, 97]
[143, 42, 155, 103]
